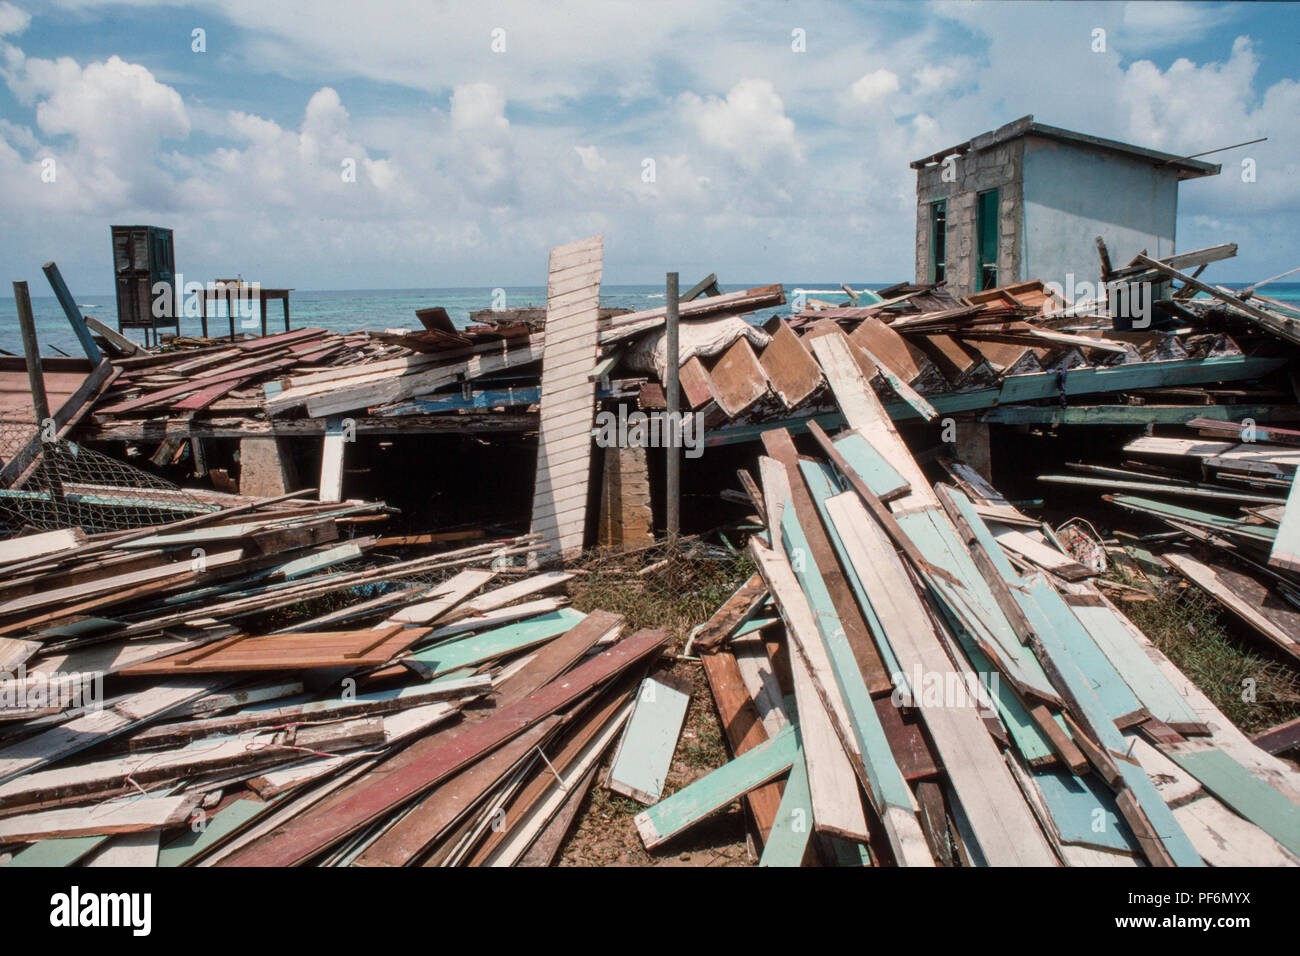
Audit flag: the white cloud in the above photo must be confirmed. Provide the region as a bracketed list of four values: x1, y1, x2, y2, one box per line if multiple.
[848, 68, 900, 106]
[0, 1, 28, 37]
[679, 78, 803, 171]
[1119, 2, 1239, 52]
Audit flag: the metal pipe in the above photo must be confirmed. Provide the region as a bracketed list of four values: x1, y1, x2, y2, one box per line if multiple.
[665, 271, 680, 542]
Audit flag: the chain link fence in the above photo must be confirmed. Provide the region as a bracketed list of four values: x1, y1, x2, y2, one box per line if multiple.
[0, 425, 215, 534]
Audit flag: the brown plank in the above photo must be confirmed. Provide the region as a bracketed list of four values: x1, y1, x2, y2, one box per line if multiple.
[707, 338, 769, 417]
[678, 355, 716, 410]
[692, 573, 767, 653]
[758, 322, 822, 409]
[216, 623, 665, 867]
[699, 649, 785, 844]
[761, 427, 893, 695]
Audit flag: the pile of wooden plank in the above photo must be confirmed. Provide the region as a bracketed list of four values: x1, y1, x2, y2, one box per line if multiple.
[0, 496, 678, 866]
[1038, 422, 1300, 673]
[697, 245, 1297, 447]
[635, 329, 1300, 866]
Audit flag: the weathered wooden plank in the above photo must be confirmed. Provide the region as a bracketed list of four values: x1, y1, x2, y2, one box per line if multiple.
[1163, 553, 1300, 664]
[0, 794, 200, 843]
[823, 493, 1058, 866]
[698, 649, 786, 844]
[1270, 470, 1300, 573]
[1162, 744, 1300, 856]
[606, 674, 691, 804]
[758, 322, 822, 409]
[634, 724, 797, 850]
[708, 338, 770, 417]
[530, 235, 603, 559]
[758, 744, 813, 867]
[217, 626, 666, 866]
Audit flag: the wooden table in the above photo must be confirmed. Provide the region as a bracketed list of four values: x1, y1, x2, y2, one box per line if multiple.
[199, 287, 293, 340]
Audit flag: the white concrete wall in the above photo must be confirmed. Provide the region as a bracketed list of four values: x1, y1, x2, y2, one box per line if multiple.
[1021, 135, 1180, 289]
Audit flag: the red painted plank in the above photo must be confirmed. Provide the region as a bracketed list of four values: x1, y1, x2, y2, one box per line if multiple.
[216, 626, 669, 866]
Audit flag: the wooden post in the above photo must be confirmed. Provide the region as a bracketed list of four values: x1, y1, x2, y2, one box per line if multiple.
[13, 281, 63, 500]
[41, 262, 102, 362]
[665, 272, 680, 541]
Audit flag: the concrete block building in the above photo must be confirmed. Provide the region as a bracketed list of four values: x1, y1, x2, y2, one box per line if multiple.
[911, 115, 1220, 296]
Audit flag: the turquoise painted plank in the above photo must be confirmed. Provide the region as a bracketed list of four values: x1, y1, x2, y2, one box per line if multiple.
[1033, 767, 1138, 853]
[634, 724, 798, 847]
[759, 744, 813, 867]
[1017, 577, 1145, 723]
[896, 508, 1058, 702]
[733, 615, 778, 637]
[1165, 747, 1300, 856]
[1070, 603, 1203, 728]
[278, 543, 365, 580]
[158, 797, 271, 867]
[827, 837, 872, 866]
[405, 608, 586, 676]
[1016, 586, 1203, 866]
[955, 639, 1057, 763]
[606, 676, 692, 804]
[980, 403, 1299, 426]
[3, 834, 109, 867]
[1109, 495, 1277, 544]
[779, 507, 914, 811]
[829, 432, 908, 499]
[798, 460, 905, 683]
[1270, 472, 1300, 569]
[706, 355, 1289, 445]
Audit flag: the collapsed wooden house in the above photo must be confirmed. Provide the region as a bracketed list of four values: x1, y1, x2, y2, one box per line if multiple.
[1, 232, 1299, 867]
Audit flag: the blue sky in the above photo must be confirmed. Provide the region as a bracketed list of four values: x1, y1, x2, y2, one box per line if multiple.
[0, 0, 1297, 293]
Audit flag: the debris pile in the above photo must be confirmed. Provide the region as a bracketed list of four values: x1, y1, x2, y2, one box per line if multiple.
[0, 496, 680, 866]
[637, 330, 1300, 866]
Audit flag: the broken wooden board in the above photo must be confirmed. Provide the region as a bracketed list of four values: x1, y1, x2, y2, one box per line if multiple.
[634, 723, 797, 850]
[530, 235, 604, 559]
[605, 673, 691, 805]
[758, 322, 822, 409]
[708, 338, 770, 417]
[1163, 552, 1300, 665]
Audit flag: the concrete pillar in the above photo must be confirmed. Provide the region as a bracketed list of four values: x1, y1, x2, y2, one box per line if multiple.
[953, 422, 993, 483]
[597, 444, 654, 548]
[238, 437, 299, 497]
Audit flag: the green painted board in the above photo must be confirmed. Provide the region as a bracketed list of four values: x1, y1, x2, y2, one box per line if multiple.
[3, 834, 109, 867]
[1270, 472, 1300, 570]
[1070, 603, 1203, 728]
[733, 616, 778, 638]
[1017, 577, 1145, 723]
[798, 460, 905, 682]
[1019, 586, 1203, 866]
[606, 676, 692, 804]
[277, 543, 366, 579]
[706, 355, 1289, 446]
[1109, 495, 1277, 545]
[758, 743, 813, 867]
[634, 724, 797, 847]
[829, 432, 908, 500]
[1033, 767, 1138, 853]
[405, 608, 587, 676]
[1165, 747, 1300, 856]
[896, 508, 1058, 702]
[956, 639, 1057, 764]
[981, 403, 1298, 427]
[780, 507, 914, 811]
[158, 796, 271, 867]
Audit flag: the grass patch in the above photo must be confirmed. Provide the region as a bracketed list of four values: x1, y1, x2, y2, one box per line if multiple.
[1118, 573, 1300, 735]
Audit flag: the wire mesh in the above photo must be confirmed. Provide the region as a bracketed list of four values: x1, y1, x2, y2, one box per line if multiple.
[0, 425, 216, 534]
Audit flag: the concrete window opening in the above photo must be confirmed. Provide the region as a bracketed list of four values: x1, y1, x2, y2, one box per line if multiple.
[977, 188, 999, 291]
[930, 199, 947, 285]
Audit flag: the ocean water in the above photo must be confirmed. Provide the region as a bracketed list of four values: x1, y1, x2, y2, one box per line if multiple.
[2, 282, 1297, 358]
